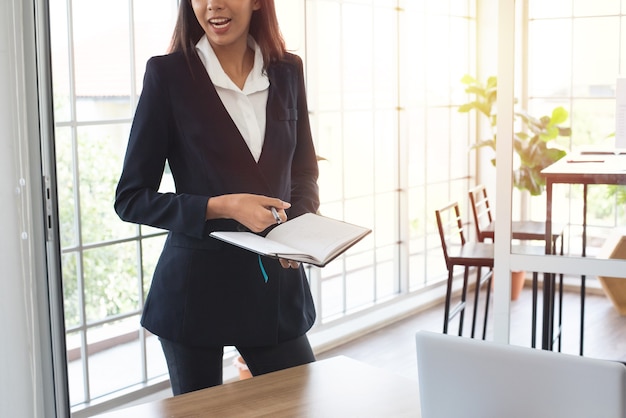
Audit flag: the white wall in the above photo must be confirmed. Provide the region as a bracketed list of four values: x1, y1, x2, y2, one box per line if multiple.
[0, 1, 38, 416]
[0, 0, 57, 416]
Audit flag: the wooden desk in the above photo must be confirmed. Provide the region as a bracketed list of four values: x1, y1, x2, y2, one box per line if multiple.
[97, 356, 421, 417]
[541, 152, 626, 354]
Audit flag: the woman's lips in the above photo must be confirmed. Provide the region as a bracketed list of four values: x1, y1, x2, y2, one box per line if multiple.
[209, 17, 231, 28]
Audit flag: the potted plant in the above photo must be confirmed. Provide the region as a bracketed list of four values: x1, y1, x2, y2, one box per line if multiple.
[458, 74, 571, 196]
[459, 75, 571, 299]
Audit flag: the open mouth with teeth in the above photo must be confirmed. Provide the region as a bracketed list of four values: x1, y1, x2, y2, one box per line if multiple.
[209, 17, 231, 28]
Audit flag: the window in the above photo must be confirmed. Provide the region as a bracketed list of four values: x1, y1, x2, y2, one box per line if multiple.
[305, 0, 476, 323]
[525, 0, 626, 254]
[49, 0, 178, 408]
[48, 0, 476, 412]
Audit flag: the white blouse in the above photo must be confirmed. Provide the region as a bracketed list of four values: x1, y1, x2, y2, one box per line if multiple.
[195, 35, 269, 162]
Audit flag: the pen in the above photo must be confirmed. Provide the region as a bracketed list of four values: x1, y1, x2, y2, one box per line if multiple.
[270, 207, 282, 224]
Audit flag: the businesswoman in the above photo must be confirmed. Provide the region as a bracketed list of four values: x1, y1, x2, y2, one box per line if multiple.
[114, 0, 319, 395]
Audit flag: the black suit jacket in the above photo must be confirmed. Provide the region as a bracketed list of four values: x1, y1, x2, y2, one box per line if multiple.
[115, 51, 319, 347]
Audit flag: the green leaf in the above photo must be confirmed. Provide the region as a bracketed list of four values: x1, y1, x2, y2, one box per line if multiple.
[476, 102, 492, 118]
[458, 74, 571, 196]
[550, 106, 568, 125]
[461, 74, 477, 85]
[540, 126, 559, 141]
[458, 103, 475, 113]
[465, 85, 488, 97]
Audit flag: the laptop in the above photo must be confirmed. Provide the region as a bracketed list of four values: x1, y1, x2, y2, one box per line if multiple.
[415, 330, 626, 418]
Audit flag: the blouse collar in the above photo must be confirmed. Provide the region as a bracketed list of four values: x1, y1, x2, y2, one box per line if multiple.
[195, 34, 269, 94]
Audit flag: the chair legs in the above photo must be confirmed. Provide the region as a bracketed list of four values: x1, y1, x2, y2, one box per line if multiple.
[471, 267, 492, 339]
[443, 271, 453, 335]
[531, 272, 539, 348]
[442, 268, 469, 336]
[531, 271, 564, 351]
[443, 265, 492, 340]
[481, 271, 493, 340]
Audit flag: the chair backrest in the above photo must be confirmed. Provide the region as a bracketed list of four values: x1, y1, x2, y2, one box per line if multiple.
[468, 184, 493, 242]
[435, 201, 467, 267]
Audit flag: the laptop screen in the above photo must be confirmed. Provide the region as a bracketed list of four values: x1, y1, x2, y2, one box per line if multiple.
[415, 330, 626, 418]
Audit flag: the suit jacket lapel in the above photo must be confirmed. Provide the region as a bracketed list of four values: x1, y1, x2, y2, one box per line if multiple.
[189, 54, 275, 194]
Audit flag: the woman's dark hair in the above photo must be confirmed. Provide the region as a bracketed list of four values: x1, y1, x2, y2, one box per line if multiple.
[168, 0, 286, 69]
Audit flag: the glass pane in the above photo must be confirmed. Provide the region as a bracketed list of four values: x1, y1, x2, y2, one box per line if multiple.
[146, 332, 168, 380]
[528, 0, 573, 18]
[83, 243, 139, 323]
[342, 3, 374, 110]
[87, 319, 143, 399]
[77, 123, 134, 244]
[425, 108, 451, 183]
[373, 6, 398, 109]
[344, 111, 374, 199]
[427, 0, 450, 15]
[572, 17, 620, 97]
[315, 112, 343, 203]
[345, 197, 375, 248]
[345, 265, 375, 311]
[570, 99, 616, 147]
[408, 186, 426, 242]
[55, 126, 77, 248]
[375, 191, 398, 247]
[321, 275, 344, 322]
[375, 247, 397, 299]
[450, 0, 473, 16]
[275, 0, 305, 52]
[573, 0, 620, 16]
[319, 253, 343, 282]
[72, 0, 132, 120]
[425, 246, 448, 286]
[62, 252, 80, 329]
[409, 252, 425, 291]
[66, 330, 86, 405]
[425, 17, 453, 106]
[450, 109, 470, 179]
[407, 107, 427, 187]
[49, 0, 71, 122]
[400, 7, 427, 108]
[307, 1, 341, 111]
[133, 0, 178, 91]
[528, 19, 572, 97]
[374, 110, 398, 192]
[449, 16, 472, 94]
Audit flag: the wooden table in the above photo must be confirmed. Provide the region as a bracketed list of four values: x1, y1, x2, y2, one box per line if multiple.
[541, 151, 626, 354]
[97, 356, 421, 417]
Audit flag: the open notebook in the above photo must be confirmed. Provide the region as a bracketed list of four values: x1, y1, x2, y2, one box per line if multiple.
[210, 213, 371, 267]
[415, 330, 626, 418]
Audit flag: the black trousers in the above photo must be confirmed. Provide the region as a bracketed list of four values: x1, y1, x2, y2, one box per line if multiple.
[159, 334, 316, 395]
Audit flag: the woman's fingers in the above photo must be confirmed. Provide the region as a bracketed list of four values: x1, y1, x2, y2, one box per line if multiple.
[279, 258, 300, 269]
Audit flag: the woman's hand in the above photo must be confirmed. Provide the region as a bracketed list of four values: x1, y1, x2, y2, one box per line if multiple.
[278, 258, 301, 269]
[206, 193, 290, 233]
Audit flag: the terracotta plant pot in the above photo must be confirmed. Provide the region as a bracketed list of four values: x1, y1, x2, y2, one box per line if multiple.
[510, 270, 526, 301]
[233, 355, 253, 380]
[491, 270, 526, 301]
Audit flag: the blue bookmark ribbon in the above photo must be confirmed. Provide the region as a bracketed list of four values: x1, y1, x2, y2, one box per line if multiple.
[258, 255, 269, 283]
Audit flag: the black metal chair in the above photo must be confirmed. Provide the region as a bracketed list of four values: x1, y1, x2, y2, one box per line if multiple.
[435, 201, 494, 339]
[468, 184, 565, 350]
[468, 184, 564, 249]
